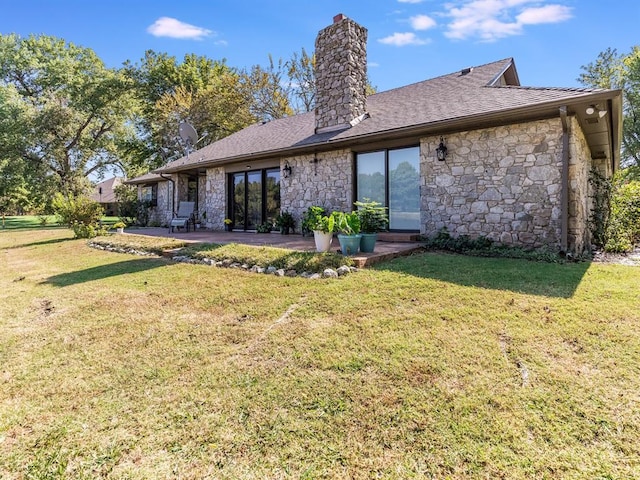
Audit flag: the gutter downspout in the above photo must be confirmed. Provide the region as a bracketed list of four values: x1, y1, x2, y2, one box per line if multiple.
[559, 106, 569, 253]
[159, 173, 176, 219]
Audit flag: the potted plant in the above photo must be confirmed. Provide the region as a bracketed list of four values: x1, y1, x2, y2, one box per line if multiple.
[113, 221, 126, 234]
[312, 212, 335, 253]
[256, 222, 273, 233]
[224, 218, 233, 232]
[275, 211, 295, 234]
[302, 206, 326, 237]
[354, 199, 388, 252]
[333, 211, 362, 255]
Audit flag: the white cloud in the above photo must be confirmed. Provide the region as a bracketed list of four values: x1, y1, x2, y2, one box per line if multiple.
[147, 17, 213, 40]
[410, 14, 437, 30]
[517, 4, 572, 24]
[368, 61, 380, 68]
[378, 32, 430, 46]
[443, 1, 573, 42]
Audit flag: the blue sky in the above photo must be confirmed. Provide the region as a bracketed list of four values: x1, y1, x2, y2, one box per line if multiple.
[1, 0, 638, 92]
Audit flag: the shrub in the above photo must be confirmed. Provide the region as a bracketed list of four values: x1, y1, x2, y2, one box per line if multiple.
[588, 168, 612, 248]
[52, 193, 103, 227]
[605, 179, 640, 252]
[424, 227, 493, 252]
[71, 221, 109, 239]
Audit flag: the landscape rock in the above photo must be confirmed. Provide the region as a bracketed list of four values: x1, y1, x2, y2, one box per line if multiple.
[323, 268, 338, 278]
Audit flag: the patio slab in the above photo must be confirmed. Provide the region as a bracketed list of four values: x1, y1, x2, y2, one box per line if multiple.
[124, 227, 425, 267]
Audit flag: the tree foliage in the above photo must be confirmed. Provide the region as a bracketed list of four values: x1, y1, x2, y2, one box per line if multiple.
[579, 46, 640, 166]
[123, 51, 256, 174]
[0, 34, 138, 196]
[242, 55, 294, 122]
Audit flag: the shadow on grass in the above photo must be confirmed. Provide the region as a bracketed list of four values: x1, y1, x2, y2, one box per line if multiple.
[42, 258, 168, 287]
[4, 236, 73, 250]
[374, 251, 590, 298]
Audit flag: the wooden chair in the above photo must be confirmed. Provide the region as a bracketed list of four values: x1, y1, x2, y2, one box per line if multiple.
[169, 201, 195, 233]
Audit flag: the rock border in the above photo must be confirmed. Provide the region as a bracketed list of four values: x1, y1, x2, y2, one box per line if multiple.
[88, 242, 358, 279]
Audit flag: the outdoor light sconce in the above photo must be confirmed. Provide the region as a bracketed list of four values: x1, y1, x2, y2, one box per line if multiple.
[586, 105, 607, 118]
[436, 137, 448, 161]
[283, 162, 292, 178]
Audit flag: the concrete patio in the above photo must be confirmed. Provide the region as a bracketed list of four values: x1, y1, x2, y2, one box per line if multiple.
[124, 227, 426, 268]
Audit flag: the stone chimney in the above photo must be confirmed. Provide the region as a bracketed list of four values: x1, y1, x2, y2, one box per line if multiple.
[315, 14, 368, 134]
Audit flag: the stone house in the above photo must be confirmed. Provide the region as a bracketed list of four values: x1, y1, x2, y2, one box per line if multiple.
[127, 14, 622, 253]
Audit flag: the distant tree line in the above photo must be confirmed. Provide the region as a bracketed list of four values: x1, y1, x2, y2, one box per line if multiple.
[0, 34, 325, 214]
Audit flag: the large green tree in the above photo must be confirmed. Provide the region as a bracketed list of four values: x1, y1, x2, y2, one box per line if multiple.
[124, 51, 256, 174]
[579, 46, 640, 167]
[0, 34, 137, 196]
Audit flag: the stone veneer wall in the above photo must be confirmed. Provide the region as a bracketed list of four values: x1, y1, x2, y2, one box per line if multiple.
[154, 181, 172, 226]
[421, 118, 566, 249]
[204, 166, 226, 230]
[197, 175, 206, 223]
[314, 16, 368, 132]
[280, 149, 353, 225]
[139, 181, 172, 227]
[568, 116, 594, 253]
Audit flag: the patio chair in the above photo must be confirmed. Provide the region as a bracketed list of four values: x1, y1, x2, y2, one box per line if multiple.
[170, 201, 195, 233]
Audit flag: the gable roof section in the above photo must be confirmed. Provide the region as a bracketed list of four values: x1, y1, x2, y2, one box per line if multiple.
[90, 177, 122, 203]
[154, 58, 621, 174]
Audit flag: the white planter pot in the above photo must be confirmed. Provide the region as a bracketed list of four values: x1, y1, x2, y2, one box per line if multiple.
[313, 230, 333, 253]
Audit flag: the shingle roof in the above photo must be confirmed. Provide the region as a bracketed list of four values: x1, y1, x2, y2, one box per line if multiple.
[154, 58, 614, 174]
[89, 177, 122, 203]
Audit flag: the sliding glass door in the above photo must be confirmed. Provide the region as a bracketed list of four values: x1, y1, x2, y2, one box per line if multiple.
[230, 168, 280, 230]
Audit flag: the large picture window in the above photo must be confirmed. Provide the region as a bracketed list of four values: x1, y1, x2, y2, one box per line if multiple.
[356, 146, 420, 231]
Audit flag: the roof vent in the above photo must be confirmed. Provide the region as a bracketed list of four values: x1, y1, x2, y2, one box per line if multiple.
[461, 67, 473, 75]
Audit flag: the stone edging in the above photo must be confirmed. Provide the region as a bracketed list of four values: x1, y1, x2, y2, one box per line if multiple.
[88, 242, 358, 279]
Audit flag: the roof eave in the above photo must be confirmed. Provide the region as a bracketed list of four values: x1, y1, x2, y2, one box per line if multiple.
[154, 89, 623, 173]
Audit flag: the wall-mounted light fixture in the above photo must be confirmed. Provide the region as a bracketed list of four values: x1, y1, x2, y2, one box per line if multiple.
[310, 156, 322, 175]
[436, 137, 448, 161]
[283, 162, 292, 178]
[586, 105, 607, 118]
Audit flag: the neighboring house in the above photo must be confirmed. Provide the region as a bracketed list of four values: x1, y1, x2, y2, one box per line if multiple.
[90, 177, 122, 216]
[127, 14, 622, 253]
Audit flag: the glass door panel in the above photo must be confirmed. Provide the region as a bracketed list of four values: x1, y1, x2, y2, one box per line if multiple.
[389, 147, 420, 230]
[232, 173, 245, 229]
[265, 169, 281, 226]
[356, 151, 386, 205]
[246, 171, 262, 230]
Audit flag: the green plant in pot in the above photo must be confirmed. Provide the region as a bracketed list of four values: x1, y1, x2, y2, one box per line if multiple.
[354, 199, 388, 252]
[311, 210, 335, 253]
[113, 221, 126, 233]
[302, 206, 326, 237]
[275, 211, 295, 234]
[333, 211, 362, 255]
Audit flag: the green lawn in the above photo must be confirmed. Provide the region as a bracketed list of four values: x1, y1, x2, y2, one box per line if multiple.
[1, 228, 639, 479]
[0, 215, 120, 230]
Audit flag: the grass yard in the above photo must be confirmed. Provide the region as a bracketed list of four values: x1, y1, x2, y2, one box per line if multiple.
[0, 215, 121, 230]
[1, 228, 639, 479]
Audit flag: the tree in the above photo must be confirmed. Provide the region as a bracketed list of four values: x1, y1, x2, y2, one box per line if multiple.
[579, 46, 640, 166]
[242, 55, 294, 122]
[286, 48, 316, 113]
[124, 51, 255, 174]
[0, 34, 138, 196]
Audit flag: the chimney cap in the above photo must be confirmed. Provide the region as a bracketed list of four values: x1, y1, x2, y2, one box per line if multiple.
[333, 13, 347, 24]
